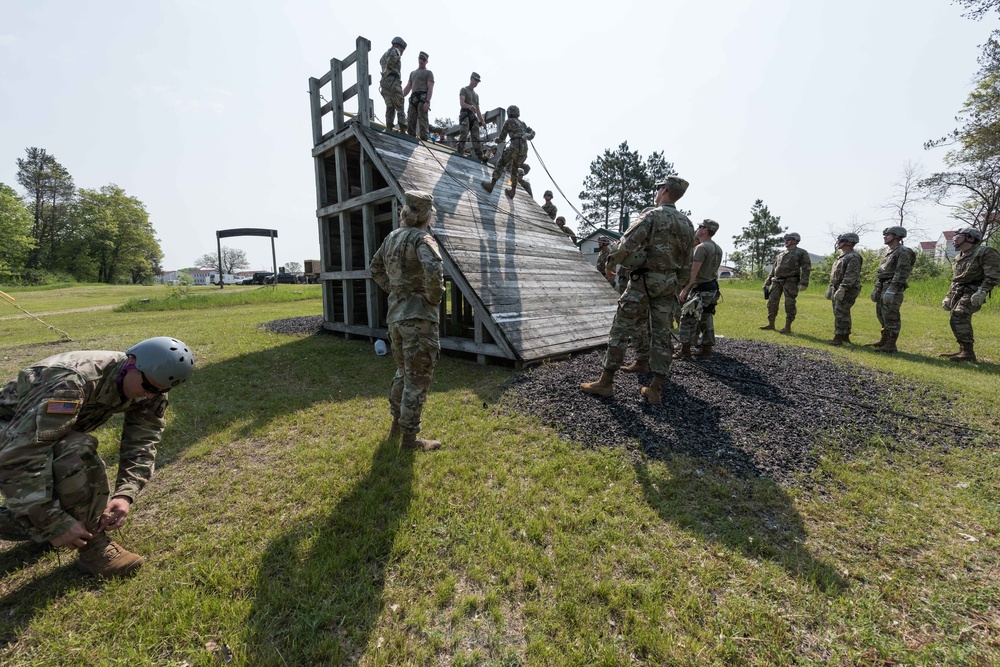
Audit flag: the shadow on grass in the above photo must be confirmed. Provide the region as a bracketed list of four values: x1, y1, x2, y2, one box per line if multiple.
[608, 368, 847, 594]
[0, 556, 98, 648]
[795, 332, 1000, 374]
[242, 435, 415, 665]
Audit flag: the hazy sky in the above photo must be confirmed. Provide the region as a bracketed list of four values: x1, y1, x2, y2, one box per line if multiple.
[0, 0, 993, 270]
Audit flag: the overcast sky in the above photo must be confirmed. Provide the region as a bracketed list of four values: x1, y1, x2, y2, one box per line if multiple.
[0, 0, 994, 270]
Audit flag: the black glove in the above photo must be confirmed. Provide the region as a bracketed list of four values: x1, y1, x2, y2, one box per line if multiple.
[763, 285, 771, 300]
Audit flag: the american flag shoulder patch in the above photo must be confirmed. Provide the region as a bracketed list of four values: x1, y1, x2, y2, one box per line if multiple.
[46, 400, 80, 415]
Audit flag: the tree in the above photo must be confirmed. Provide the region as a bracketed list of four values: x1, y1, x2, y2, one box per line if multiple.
[195, 246, 249, 274]
[15, 147, 76, 269]
[283, 261, 302, 273]
[827, 212, 877, 245]
[732, 200, 786, 279]
[0, 182, 35, 274]
[73, 185, 162, 283]
[578, 141, 675, 236]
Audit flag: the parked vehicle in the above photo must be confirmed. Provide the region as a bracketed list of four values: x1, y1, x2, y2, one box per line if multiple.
[252, 272, 273, 285]
[304, 259, 322, 284]
[265, 272, 298, 284]
[209, 273, 243, 285]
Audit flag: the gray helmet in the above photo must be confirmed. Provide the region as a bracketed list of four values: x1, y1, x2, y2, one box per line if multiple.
[955, 226, 983, 242]
[882, 226, 907, 239]
[126, 336, 195, 388]
[837, 232, 859, 244]
[506, 105, 519, 118]
[391, 36, 406, 48]
[784, 232, 801, 242]
[543, 190, 553, 198]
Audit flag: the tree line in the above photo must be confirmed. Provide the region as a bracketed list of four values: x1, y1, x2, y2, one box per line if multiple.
[0, 147, 162, 285]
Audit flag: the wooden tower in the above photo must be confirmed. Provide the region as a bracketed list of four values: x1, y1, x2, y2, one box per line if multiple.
[308, 36, 618, 366]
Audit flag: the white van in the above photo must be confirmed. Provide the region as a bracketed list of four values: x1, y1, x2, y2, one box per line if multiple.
[209, 273, 243, 285]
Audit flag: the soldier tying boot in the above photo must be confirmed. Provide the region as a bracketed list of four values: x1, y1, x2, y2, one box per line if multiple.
[0, 337, 195, 577]
[760, 233, 811, 334]
[581, 176, 694, 404]
[939, 226, 1000, 362]
[369, 190, 445, 451]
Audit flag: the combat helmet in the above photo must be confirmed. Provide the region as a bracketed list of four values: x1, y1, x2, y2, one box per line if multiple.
[506, 105, 520, 118]
[126, 337, 195, 388]
[784, 232, 801, 242]
[955, 226, 983, 242]
[391, 36, 406, 48]
[882, 226, 907, 239]
[837, 232, 860, 244]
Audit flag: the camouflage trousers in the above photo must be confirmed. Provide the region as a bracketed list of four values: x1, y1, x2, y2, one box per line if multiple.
[616, 276, 650, 361]
[767, 278, 800, 321]
[388, 318, 440, 434]
[678, 290, 719, 346]
[457, 113, 483, 158]
[604, 272, 677, 375]
[489, 140, 528, 185]
[874, 284, 906, 335]
[407, 93, 430, 140]
[946, 288, 984, 344]
[831, 285, 861, 335]
[0, 431, 108, 543]
[380, 78, 407, 132]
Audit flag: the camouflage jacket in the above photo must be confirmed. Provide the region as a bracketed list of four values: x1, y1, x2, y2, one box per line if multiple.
[829, 250, 863, 290]
[497, 118, 535, 147]
[379, 46, 403, 84]
[609, 203, 694, 286]
[952, 243, 1000, 290]
[767, 247, 812, 287]
[369, 226, 444, 324]
[542, 201, 557, 221]
[596, 246, 610, 275]
[876, 244, 916, 287]
[0, 351, 167, 541]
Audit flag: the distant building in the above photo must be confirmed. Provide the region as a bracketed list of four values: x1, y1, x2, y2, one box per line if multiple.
[918, 241, 936, 257]
[718, 265, 738, 280]
[935, 231, 959, 262]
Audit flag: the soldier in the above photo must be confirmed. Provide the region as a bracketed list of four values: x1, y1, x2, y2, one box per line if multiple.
[939, 226, 1000, 362]
[595, 237, 615, 286]
[481, 105, 535, 198]
[402, 51, 434, 140]
[456, 72, 487, 161]
[555, 216, 578, 244]
[542, 190, 558, 220]
[869, 226, 916, 353]
[760, 232, 812, 334]
[676, 219, 724, 358]
[825, 232, 863, 346]
[606, 237, 651, 373]
[582, 176, 694, 404]
[369, 190, 444, 451]
[379, 36, 408, 133]
[0, 337, 195, 577]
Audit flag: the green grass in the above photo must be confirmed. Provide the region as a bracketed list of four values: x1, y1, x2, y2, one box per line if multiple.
[115, 284, 323, 311]
[0, 284, 997, 666]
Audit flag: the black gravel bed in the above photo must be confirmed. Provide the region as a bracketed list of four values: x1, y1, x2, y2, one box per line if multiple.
[500, 338, 984, 486]
[259, 315, 326, 336]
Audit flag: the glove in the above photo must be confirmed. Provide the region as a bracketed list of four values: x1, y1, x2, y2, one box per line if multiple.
[881, 287, 897, 305]
[681, 296, 701, 317]
[834, 287, 846, 302]
[825, 286, 833, 300]
[942, 295, 954, 310]
[971, 289, 988, 308]
[763, 284, 771, 300]
[870, 287, 879, 303]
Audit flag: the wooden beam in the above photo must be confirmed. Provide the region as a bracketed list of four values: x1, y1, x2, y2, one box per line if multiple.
[320, 321, 509, 359]
[331, 58, 345, 134]
[308, 77, 323, 146]
[316, 186, 394, 217]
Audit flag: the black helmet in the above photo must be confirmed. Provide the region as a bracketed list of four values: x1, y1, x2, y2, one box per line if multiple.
[506, 105, 520, 118]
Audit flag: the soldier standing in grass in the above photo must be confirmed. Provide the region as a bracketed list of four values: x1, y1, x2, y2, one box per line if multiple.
[869, 226, 915, 353]
[369, 190, 444, 451]
[939, 226, 1000, 362]
[403, 51, 434, 140]
[676, 219, 724, 359]
[825, 232, 863, 346]
[760, 232, 812, 334]
[481, 105, 535, 198]
[379, 36, 408, 133]
[582, 176, 694, 404]
[0, 337, 195, 578]
[456, 72, 487, 161]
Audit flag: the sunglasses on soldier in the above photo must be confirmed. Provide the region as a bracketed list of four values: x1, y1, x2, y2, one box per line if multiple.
[139, 371, 169, 396]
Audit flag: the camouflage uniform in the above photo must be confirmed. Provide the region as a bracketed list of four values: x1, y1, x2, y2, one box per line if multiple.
[678, 238, 724, 348]
[873, 244, 915, 336]
[0, 352, 165, 543]
[369, 200, 444, 436]
[406, 61, 435, 140]
[379, 45, 407, 132]
[457, 82, 484, 159]
[828, 249, 863, 336]
[944, 244, 1000, 344]
[542, 201, 558, 221]
[596, 245, 615, 285]
[489, 117, 534, 188]
[765, 246, 812, 322]
[604, 204, 694, 375]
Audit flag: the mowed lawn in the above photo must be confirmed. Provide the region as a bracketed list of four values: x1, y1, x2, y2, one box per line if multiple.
[0, 282, 997, 666]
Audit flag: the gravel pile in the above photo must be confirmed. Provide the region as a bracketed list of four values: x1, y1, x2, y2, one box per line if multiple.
[259, 315, 325, 336]
[500, 338, 982, 486]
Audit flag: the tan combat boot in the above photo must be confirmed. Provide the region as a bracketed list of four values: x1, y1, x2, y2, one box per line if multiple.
[581, 370, 615, 397]
[401, 432, 441, 451]
[672, 343, 692, 360]
[620, 359, 650, 373]
[874, 332, 898, 353]
[693, 346, 713, 359]
[778, 318, 793, 334]
[640, 374, 665, 405]
[827, 333, 847, 346]
[77, 533, 143, 578]
[759, 318, 775, 330]
[868, 330, 888, 348]
[950, 342, 977, 362]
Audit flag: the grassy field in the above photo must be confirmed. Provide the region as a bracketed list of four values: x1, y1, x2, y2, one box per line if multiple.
[0, 282, 997, 666]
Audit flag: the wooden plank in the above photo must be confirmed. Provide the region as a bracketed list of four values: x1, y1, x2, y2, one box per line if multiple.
[317, 186, 394, 217]
[355, 35, 371, 131]
[319, 321, 509, 358]
[312, 127, 358, 158]
[332, 58, 345, 134]
[309, 77, 323, 147]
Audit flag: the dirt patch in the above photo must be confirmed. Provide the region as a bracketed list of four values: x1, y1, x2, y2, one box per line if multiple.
[258, 315, 325, 336]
